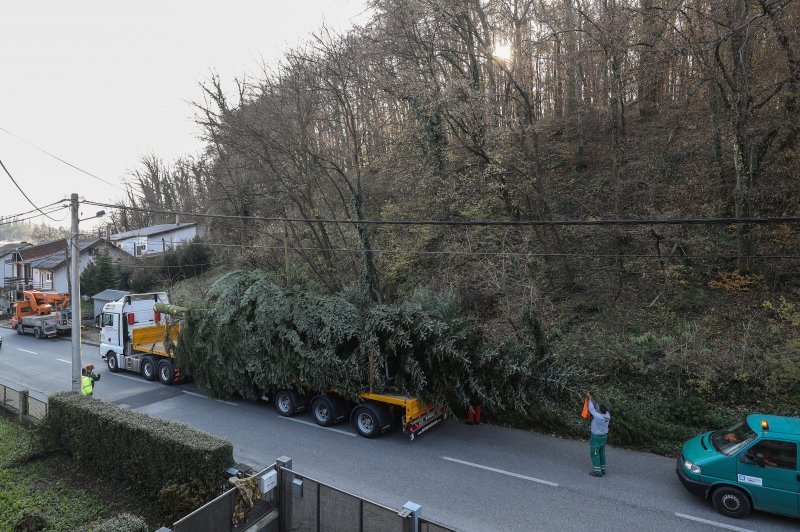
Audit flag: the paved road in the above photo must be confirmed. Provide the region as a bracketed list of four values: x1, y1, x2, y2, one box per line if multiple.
[1, 327, 797, 531]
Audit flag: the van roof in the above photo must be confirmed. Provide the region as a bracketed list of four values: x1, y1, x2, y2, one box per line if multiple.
[747, 414, 800, 436]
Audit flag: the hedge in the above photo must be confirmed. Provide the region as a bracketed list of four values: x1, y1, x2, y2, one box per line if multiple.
[40, 392, 233, 516]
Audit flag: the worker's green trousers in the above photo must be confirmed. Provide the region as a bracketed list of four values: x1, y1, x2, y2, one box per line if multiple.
[590, 434, 608, 474]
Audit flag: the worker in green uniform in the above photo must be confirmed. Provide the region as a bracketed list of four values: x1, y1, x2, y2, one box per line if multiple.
[587, 393, 611, 477]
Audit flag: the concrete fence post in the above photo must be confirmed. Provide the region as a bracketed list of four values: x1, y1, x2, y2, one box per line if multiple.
[276, 456, 293, 532]
[18, 389, 29, 423]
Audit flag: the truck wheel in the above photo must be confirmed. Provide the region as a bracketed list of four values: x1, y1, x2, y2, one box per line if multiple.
[141, 357, 157, 381]
[353, 406, 381, 438]
[106, 352, 120, 372]
[712, 486, 751, 519]
[157, 360, 174, 385]
[16, 324, 24, 335]
[312, 397, 335, 426]
[33, 327, 43, 339]
[274, 390, 297, 417]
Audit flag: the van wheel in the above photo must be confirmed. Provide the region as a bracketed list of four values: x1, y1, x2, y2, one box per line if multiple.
[712, 486, 751, 519]
[141, 357, 156, 381]
[157, 360, 174, 385]
[274, 390, 296, 417]
[106, 352, 119, 373]
[353, 406, 380, 438]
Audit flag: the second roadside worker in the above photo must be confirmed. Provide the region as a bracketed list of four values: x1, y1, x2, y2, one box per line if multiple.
[587, 393, 611, 477]
[81, 364, 101, 396]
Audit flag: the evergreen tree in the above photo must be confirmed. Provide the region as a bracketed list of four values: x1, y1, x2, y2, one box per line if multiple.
[80, 252, 123, 296]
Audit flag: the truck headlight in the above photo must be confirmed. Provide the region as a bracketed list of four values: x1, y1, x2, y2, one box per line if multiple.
[683, 459, 701, 475]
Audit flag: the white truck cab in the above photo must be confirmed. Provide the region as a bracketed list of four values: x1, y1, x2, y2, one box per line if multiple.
[100, 292, 173, 381]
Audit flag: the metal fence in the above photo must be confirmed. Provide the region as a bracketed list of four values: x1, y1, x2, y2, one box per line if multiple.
[278, 457, 455, 532]
[172, 464, 279, 532]
[165, 456, 457, 532]
[288, 471, 405, 531]
[0, 380, 47, 426]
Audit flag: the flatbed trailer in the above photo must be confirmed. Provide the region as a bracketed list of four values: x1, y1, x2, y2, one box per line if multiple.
[272, 387, 448, 440]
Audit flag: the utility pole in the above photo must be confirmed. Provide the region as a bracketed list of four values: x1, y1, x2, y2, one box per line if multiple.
[70, 193, 82, 392]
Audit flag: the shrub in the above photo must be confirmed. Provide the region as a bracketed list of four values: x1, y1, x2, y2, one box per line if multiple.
[89, 513, 148, 532]
[11, 510, 46, 532]
[39, 392, 233, 516]
[666, 396, 712, 426]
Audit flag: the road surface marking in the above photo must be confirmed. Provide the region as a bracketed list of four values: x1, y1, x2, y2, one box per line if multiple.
[674, 513, 755, 532]
[441, 456, 559, 487]
[278, 416, 357, 437]
[57, 359, 71, 364]
[182, 390, 238, 406]
[17, 348, 37, 354]
[111, 373, 152, 383]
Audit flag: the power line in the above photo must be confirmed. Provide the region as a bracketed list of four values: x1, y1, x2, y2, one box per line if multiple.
[84, 199, 800, 228]
[0, 126, 163, 208]
[151, 238, 800, 260]
[0, 126, 128, 193]
[0, 158, 61, 221]
[0, 206, 69, 226]
[0, 199, 69, 220]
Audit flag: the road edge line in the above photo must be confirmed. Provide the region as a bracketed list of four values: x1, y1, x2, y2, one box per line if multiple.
[442, 456, 559, 487]
[674, 512, 755, 532]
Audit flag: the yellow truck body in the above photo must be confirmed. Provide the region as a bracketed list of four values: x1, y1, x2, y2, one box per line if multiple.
[131, 323, 181, 358]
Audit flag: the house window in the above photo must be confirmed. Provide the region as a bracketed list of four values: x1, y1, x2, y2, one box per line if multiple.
[135, 244, 147, 256]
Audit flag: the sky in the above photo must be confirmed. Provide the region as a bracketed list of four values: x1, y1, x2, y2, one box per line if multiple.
[0, 0, 369, 230]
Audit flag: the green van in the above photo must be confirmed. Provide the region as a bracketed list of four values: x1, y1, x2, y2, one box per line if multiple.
[677, 414, 800, 519]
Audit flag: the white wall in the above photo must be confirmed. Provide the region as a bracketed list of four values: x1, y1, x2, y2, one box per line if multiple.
[0, 254, 12, 285]
[146, 226, 199, 255]
[51, 243, 130, 293]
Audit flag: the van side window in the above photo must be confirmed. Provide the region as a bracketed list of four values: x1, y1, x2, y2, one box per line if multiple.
[101, 313, 114, 327]
[748, 440, 797, 470]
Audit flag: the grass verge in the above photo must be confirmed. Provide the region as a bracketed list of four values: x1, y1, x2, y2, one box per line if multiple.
[0, 416, 167, 531]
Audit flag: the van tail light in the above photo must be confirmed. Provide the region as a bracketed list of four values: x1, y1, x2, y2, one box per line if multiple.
[128, 313, 135, 326]
[154, 311, 161, 322]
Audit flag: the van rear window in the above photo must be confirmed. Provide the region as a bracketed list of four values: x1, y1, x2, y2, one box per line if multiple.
[710, 419, 757, 456]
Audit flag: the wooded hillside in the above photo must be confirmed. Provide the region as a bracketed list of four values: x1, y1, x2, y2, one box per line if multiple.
[116, 0, 800, 451]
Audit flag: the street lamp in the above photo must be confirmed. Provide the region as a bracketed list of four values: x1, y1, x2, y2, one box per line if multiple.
[69, 194, 105, 392]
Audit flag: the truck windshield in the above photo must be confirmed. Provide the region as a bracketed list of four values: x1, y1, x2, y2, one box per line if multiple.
[710, 419, 757, 456]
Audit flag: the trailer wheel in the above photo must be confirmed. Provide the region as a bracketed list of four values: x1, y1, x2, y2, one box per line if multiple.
[106, 352, 119, 373]
[157, 360, 174, 385]
[274, 390, 297, 417]
[141, 357, 157, 381]
[353, 406, 381, 438]
[16, 324, 24, 335]
[312, 397, 335, 426]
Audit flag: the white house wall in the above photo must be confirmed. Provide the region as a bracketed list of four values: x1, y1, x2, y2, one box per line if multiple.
[49, 244, 131, 293]
[1, 255, 11, 286]
[146, 226, 198, 255]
